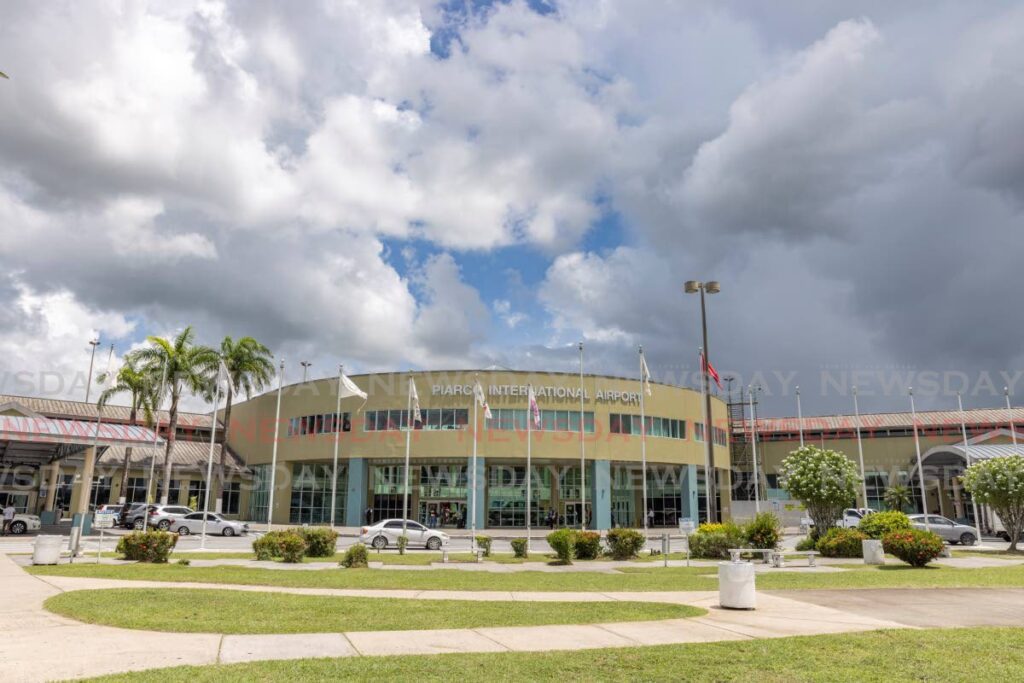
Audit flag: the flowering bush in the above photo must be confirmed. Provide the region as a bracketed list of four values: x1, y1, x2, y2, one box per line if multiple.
[116, 530, 178, 563]
[883, 529, 945, 567]
[815, 528, 867, 558]
[744, 512, 782, 549]
[574, 531, 603, 560]
[964, 455, 1024, 552]
[688, 521, 745, 560]
[252, 530, 307, 561]
[780, 446, 861, 538]
[857, 510, 912, 539]
[606, 528, 646, 560]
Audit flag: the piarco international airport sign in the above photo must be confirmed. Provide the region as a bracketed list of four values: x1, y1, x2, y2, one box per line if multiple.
[431, 384, 641, 405]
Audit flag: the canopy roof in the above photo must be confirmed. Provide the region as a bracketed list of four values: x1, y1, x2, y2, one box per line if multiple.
[0, 414, 164, 467]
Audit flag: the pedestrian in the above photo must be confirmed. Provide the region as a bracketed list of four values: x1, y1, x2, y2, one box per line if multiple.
[365, 507, 373, 525]
[647, 508, 655, 527]
[2, 501, 15, 536]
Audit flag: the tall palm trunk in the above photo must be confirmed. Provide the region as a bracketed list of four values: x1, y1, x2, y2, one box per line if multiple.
[119, 401, 138, 503]
[161, 397, 179, 505]
[215, 384, 234, 510]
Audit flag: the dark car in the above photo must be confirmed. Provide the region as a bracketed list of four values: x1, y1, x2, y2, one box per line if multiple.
[118, 503, 149, 529]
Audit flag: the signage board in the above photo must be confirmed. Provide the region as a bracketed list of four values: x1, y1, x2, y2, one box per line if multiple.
[93, 512, 116, 529]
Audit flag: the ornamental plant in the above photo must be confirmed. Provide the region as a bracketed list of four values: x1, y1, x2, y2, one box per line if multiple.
[779, 445, 861, 539]
[883, 484, 914, 512]
[397, 534, 409, 555]
[883, 528, 945, 566]
[340, 543, 369, 568]
[606, 528, 646, 560]
[815, 528, 866, 558]
[744, 512, 782, 549]
[475, 535, 493, 557]
[574, 531, 603, 560]
[278, 533, 307, 563]
[116, 530, 178, 563]
[857, 510, 912, 539]
[547, 528, 576, 564]
[964, 455, 1024, 552]
[510, 538, 529, 558]
[687, 521, 745, 560]
[299, 527, 339, 558]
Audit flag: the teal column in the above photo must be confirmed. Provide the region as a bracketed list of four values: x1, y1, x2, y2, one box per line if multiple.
[467, 457, 486, 531]
[680, 464, 698, 523]
[592, 460, 611, 530]
[345, 458, 368, 527]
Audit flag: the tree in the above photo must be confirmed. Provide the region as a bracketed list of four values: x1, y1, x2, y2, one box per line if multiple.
[210, 336, 274, 508]
[96, 352, 156, 504]
[779, 445, 861, 539]
[964, 455, 1024, 552]
[134, 327, 218, 505]
[883, 484, 914, 512]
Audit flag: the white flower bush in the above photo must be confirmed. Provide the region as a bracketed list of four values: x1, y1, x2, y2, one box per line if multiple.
[964, 455, 1024, 552]
[780, 445, 861, 538]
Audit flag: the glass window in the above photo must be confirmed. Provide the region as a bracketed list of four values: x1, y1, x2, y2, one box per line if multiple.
[289, 463, 346, 525]
[610, 414, 622, 434]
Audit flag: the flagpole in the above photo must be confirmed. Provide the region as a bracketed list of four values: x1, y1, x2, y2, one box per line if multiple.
[1006, 387, 1018, 450]
[200, 360, 222, 549]
[266, 359, 284, 532]
[699, 347, 713, 524]
[748, 386, 760, 513]
[909, 388, 930, 531]
[526, 383, 532, 554]
[330, 364, 344, 529]
[639, 346, 648, 535]
[78, 345, 112, 556]
[958, 392, 983, 544]
[142, 361, 167, 532]
[852, 386, 868, 508]
[402, 375, 413, 537]
[796, 386, 804, 447]
[578, 341, 586, 531]
[471, 373, 479, 550]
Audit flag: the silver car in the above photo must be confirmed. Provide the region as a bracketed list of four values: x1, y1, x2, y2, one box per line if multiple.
[170, 512, 248, 537]
[909, 514, 978, 545]
[146, 505, 194, 530]
[360, 519, 449, 550]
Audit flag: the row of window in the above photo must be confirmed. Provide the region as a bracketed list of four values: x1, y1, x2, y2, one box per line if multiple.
[485, 408, 596, 433]
[363, 409, 469, 431]
[693, 423, 729, 446]
[609, 413, 686, 439]
[287, 412, 352, 437]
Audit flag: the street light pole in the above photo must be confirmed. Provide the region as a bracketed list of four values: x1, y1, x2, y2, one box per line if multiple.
[300, 361, 311, 384]
[85, 338, 100, 403]
[685, 280, 720, 524]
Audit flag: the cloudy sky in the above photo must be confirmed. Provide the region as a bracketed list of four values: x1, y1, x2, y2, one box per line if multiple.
[1, 0, 1022, 416]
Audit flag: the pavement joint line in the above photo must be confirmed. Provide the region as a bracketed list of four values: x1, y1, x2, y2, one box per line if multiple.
[470, 628, 512, 651]
[338, 631, 363, 656]
[216, 634, 224, 664]
[689, 618, 757, 640]
[592, 623, 644, 646]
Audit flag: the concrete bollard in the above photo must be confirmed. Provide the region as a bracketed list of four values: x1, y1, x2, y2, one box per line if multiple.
[718, 561, 756, 610]
[862, 539, 885, 565]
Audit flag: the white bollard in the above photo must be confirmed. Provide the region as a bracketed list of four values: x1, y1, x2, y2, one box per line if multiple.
[718, 561, 756, 610]
[862, 539, 885, 565]
[32, 535, 62, 565]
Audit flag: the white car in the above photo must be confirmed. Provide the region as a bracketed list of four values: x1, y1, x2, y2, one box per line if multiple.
[360, 519, 449, 550]
[169, 512, 248, 537]
[5, 513, 41, 535]
[837, 508, 870, 528]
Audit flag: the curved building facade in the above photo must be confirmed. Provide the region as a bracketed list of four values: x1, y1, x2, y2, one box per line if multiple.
[226, 369, 731, 530]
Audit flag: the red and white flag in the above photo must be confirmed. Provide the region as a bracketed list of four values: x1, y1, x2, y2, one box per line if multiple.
[639, 349, 652, 397]
[528, 384, 541, 428]
[473, 378, 492, 420]
[700, 352, 723, 390]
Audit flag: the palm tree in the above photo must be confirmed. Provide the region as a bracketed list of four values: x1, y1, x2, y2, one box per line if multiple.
[211, 336, 274, 506]
[97, 352, 156, 505]
[884, 484, 913, 512]
[134, 327, 218, 504]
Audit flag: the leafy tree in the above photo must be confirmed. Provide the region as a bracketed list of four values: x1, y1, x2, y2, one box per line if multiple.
[884, 484, 914, 512]
[964, 455, 1024, 552]
[779, 445, 860, 538]
[210, 336, 274, 505]
[97, 352, 157, 504]
[134, 327, 218, 504]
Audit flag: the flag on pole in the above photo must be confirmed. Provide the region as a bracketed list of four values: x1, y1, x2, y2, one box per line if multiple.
[339, 372, 367, 400]
[473, 378, 492, 419]
[216, 359, 231, 390]
[409, 378, 422, 424]
[99, 347, 117, 394]
[700, 351, 722, 390]
[528, 384, 541, 428]
[640, 351, 652, 396]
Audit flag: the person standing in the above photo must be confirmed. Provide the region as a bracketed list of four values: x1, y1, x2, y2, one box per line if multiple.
[365, 506, 373, 525]
[647, 508, 655, 528]
[2, 502, 15, 536]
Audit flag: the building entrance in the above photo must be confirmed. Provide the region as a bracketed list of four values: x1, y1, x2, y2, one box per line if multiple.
[419, 500, 466, 528]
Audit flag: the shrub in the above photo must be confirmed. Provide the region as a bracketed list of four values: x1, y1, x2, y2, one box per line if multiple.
[299, 527, 339, 558]
[883, 529, 945, 567]
[858, 510, 912, 540]
[816, 528, 867, 558]
[475, 535, 492, 557]
[744, 512, 782, 549]
[574, 531, 603, 560]
[176, 558, 190, 566]
[510, 538, 529, 558]
[252, 534, 280, 561]
[795, 536, 817, 552]
[780, 445, 861, 539]
[606, 528, 646, 560]
[116, 530, 178, 563]
[688, 522, 745, 560]
[278, 533, 307, 563]
[340, 543, 369, 568]
[964, 455, 1024, 552]
[547, 528, 576, 564]
[397, 534, 409, 555]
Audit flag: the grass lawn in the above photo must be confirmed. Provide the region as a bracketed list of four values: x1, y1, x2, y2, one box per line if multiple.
[85, 627, 1024, 682]
[27, 560, 1024, 592]
[100, 551, 542, 565]
[44, 588, 701, 633]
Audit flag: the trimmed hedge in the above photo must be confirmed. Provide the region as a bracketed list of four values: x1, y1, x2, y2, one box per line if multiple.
[574, 531, 602, 560]
[857, 511, 912, 540]
[688, 522, 745, 560]
[253, 530, 309, 562]
[606, 528, 645, 560]
[278, 533, 307, 563]
[475, 535, 493, 557]
[299, 527, 339, 558]
[510, 538, 529, 558]
[883, 529, 945, 567]
[744, 512, 783, 549]
[795, 536, 817, 552]
[816, 528, 867, 558]
[547, 529, 576, 564]
[116, 530, 178, 563]
[397, 534, 409, 555]
[340, 543, 369, 568]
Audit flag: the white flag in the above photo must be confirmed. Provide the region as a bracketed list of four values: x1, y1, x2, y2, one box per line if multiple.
[473, 378, 492, 419]
[409, 378, 422, 424]
[100, 347, 117, 393]
[217, 359, 231, 389]
[528, 384, 541, 428]
[339, 372, 367, 400]
[640, 352, 652, 396]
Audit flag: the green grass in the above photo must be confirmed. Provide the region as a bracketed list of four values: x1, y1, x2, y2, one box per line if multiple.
[27, 560, 1024, 592]
[100, 551, 543, 564]
[85, 627, 1024, 682]
[44, 588, 701, 633]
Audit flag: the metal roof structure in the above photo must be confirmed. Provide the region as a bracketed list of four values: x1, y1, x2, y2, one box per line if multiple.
[750, 407, 1024, 434]
[0, 414, 164, 467]
[0, 394, 217, 429]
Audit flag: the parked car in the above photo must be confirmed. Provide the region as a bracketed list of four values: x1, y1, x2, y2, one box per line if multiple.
[118, 503, 149, 529]
[989, 510, 1024, 542]
[5, 513, 41, 535]
[909, 514, 978, 545]
[359, 519, 450, 550]
[169, 512, 248, 537]
[95, 503, 123, 518]
[837, 508, 871, 528]
[146, 505, 194, 530]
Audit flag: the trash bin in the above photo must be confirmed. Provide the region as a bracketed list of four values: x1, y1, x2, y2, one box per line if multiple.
[718, 561, 756, 609]
[32, 535, 62, 565]
[862, 539, 885, 565]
